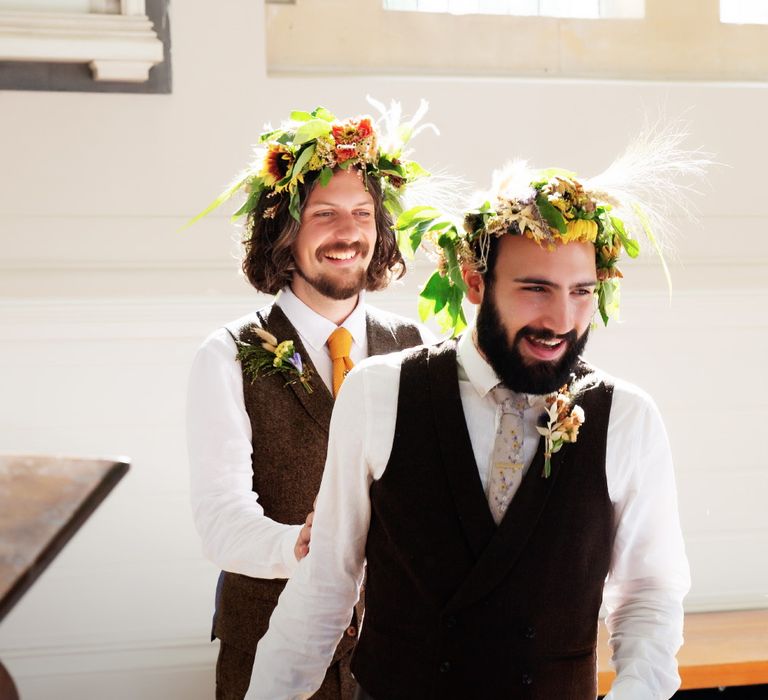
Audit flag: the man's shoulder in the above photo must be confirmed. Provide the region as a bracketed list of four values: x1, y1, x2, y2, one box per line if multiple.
[365, 304, 419, 330]
[352, 338, 450, 379]
[222, 310, 265, 336]
[194, 307, 272, 357]
[581, 363, 660, 417]
[364, 303, 435, 346]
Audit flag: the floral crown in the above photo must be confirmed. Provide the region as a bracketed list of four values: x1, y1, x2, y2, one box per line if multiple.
[186, 98, 436, 228]
[398, 125, 709, 336]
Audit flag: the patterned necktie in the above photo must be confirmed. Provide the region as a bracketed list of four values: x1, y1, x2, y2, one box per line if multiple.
[487, 386, 528, 525]
[326, 327, 354, 398]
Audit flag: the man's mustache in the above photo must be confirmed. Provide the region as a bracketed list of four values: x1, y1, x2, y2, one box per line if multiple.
[315, 241, 368, 261]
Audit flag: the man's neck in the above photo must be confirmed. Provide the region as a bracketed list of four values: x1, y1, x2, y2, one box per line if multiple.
[289, 281, 360, 326]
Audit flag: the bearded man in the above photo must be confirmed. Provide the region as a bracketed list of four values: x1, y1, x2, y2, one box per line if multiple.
[187, 104, 435, 700]
[244, 147, 696, 699]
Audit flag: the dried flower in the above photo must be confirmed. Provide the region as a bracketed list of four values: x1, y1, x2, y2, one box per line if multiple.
[536, 385, 585, 478]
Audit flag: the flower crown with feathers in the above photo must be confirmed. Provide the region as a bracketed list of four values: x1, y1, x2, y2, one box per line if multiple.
[185, 97, 437, 230]
[396, 123, 709, 336]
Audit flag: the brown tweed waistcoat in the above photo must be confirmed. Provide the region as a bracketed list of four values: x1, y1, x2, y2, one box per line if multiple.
[351, 340, 616, 700]
[213, 303, 423, 660]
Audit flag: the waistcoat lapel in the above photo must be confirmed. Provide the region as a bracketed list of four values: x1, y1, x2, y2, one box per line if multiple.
[426, 341, 570, 613]
[428, 341, 497, 559]
[259, 304, 334, 432]
[445, 439, 567, 613]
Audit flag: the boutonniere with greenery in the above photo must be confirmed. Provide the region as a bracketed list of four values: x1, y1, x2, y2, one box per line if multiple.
[536, 385, 585, 478]
[233, 327, 314, 394]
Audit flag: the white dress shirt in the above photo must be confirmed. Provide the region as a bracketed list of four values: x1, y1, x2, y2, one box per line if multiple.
[187, 287, 375, 579]
[247, 328, 691, 700]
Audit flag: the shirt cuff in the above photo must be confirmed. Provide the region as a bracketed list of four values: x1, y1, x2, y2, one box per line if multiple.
[281, 524, 303, 578]
[603, 676, 662, 700]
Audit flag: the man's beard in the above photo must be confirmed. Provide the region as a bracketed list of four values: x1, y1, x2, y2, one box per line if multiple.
[294, 241, 370, 300]
[476, 292, 590, 395]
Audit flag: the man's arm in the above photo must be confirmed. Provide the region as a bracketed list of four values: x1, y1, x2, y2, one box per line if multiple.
[246, 357, 394, 699]
[187, 328, 302, 578]
[603, 385, 691, 699]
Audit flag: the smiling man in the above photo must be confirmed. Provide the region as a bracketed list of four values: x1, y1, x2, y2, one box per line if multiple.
[246, 154, 694, 699]
[186, 105, 435, 700]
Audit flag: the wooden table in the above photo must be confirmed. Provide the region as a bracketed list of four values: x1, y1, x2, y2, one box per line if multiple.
[598, 609, 768, 693]
[0, 455, 130, 700]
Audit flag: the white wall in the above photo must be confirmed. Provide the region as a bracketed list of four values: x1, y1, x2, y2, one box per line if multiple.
[1, 2, 767, 698]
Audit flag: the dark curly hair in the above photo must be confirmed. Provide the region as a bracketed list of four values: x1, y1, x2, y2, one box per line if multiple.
[241, 168, 405, 294]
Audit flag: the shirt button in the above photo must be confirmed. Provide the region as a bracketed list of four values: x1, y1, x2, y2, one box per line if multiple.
[345, 625, 357, 637]
[521, 672, 533, 685]
[524, 626, 535, 639]
[444, 616, 457, 629]
[439, 661, 451, 673]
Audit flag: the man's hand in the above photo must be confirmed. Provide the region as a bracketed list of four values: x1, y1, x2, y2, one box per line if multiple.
[294, 510, 314, 561]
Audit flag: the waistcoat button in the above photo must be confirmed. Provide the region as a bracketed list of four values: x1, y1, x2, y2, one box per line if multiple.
[524, 626, 535, 639]
[521, 672, 533, 685]
[439, 661, 451, 673]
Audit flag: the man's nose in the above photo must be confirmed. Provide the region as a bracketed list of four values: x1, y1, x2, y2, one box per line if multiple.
[334, 211, 359, 239]
[542, 294, 573, 335]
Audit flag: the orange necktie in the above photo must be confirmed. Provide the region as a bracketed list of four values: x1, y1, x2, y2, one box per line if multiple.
[327, 327, 354, 398]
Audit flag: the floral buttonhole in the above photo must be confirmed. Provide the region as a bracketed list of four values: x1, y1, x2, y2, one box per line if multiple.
[235, 327, 314, 394]
[536, 385, 585, 478]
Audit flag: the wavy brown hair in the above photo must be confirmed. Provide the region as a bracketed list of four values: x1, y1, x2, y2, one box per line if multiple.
[241, 168, 405, 294]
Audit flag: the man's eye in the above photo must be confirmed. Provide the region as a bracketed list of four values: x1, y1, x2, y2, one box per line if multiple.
[355, 210, 372, 218]
[523, 286, 545, 293]
[573, 288, 593, 296]
[315, 211, 334, 218]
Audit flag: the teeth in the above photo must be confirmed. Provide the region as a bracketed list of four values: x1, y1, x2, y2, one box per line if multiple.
[326, 251, 355, 260]
[531, 337, 561, 347]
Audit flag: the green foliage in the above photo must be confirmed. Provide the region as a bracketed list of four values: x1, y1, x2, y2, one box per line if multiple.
[318, 166, 334, 187]
[293, 119, 332, 146]
[232, 181, 264, 220]
[178, 173, 250, 231]
[288, 191, 302, 222]
[396, 205, 440, 228]
[418, 272, 467, 337]
[610, 216, 640, 258]
[312, 107, 336, 122]
[291, 144, 316, 179]
[535, 192, 567, 233]
[596, 279, 620, 326]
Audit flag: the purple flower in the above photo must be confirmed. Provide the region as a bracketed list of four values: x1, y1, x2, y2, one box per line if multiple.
[289, 352, 303, 373]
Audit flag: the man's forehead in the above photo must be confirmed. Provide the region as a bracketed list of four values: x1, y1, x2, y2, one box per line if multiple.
[498, 235, 597, 275]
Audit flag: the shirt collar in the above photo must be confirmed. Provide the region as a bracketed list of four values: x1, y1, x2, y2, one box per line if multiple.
[276, 286, 367, 351]
[456, 321, 545, 409]
[456, 323, 500, 400]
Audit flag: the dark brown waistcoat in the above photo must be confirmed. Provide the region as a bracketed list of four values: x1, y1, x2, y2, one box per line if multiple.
[351, 340, 616, 700]
[212, 303, 423, 658]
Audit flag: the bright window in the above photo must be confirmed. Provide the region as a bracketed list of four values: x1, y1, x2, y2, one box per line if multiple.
[382, 0, 644, 19]
[720, 0, 768, 25]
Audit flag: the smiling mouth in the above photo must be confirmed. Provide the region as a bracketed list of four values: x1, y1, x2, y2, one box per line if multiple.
[528, 335, 564, 349]
[324, 250, 358, 261]
[521, 333, 568, 361]
[317, 242, 367, 265]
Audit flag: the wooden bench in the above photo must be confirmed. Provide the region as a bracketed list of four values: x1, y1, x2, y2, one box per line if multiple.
[598, 609, 768, 694]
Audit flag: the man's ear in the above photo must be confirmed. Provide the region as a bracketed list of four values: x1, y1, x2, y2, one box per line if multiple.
[462, 266, 485, 305]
